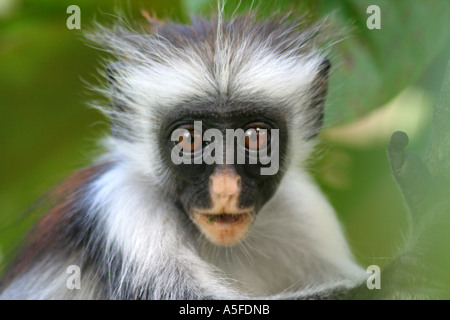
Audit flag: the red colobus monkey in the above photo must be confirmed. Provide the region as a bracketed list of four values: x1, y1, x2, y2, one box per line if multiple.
[0, 10, 370, 299]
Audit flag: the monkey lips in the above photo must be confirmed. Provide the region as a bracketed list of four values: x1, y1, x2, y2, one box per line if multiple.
[191, 211, 254, 246]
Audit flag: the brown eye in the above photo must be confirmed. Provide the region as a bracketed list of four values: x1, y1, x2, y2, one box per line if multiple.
[244, 126, 270, 150]
[178, 128, 203, 153]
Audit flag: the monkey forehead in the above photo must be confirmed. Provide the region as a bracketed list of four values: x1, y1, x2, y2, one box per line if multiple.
[121, 49, 322, 112]
[94, 16, 327, 113]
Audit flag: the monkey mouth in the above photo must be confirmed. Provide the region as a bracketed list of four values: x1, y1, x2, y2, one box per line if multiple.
[203, 213, 249, 224]
[191, 211, 254, 246]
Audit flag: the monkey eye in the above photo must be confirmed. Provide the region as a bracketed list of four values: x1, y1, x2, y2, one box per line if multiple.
[244, 124, 271, 151]
[177, 126, 203, 153]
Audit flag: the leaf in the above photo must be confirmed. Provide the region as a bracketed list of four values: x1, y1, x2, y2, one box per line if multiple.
[426, 59, 450, 179]
[322, 0, 450, 126]
[381, 60, 450, 299]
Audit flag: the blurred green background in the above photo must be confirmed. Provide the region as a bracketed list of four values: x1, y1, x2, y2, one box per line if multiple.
[0, 0, 449, 295]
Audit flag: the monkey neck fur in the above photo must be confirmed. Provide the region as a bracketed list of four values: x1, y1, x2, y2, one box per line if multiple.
[87, 160, 364, 297]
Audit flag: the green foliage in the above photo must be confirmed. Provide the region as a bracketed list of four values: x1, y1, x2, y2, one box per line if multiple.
[427, 60, 450, 178]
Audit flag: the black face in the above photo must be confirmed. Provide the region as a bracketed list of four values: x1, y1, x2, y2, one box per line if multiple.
[158, 99, 289, 218]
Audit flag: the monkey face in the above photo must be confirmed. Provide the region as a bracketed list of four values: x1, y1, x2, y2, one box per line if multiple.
[102, 15, 330, 247]
[158, 101, 289, 246]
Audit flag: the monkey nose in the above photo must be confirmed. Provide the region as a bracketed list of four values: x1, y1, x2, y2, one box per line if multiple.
[209, 169, 242, 197]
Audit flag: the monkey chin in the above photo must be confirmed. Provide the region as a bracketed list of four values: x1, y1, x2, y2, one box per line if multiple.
[191, 210, 254, 246]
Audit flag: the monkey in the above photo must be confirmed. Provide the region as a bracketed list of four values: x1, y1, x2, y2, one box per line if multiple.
[0, 9, 436, 300]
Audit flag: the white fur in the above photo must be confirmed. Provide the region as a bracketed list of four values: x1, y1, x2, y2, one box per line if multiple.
[88, 161, 364, 298]
[0, 257, 99, 300]
[0, 161, 365, 299]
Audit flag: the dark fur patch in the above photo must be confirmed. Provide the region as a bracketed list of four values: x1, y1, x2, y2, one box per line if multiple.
[307, 58, 331, 139]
